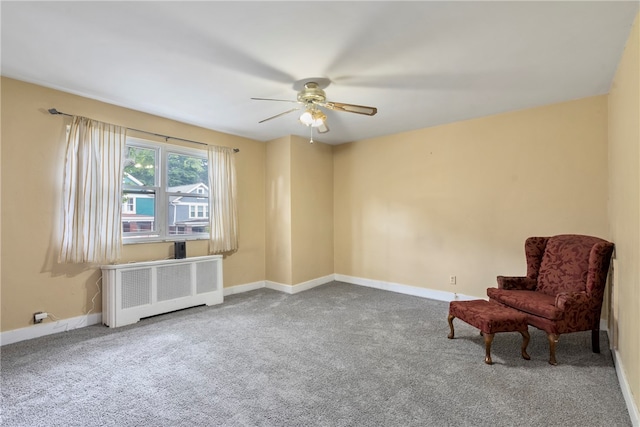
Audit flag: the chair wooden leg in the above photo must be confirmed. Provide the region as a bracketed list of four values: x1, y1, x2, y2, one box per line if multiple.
[484, 333, 494, 365]
[592, 329, 600, 353]
[520, 330, 531, 360]
[447, 314, 455, 339]
[547, 333, 559, 365]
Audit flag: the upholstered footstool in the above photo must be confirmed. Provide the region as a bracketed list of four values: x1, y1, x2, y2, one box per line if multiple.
[447, 300, 530, 365]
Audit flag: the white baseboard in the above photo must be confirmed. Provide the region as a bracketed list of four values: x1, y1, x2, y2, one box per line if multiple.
[612, 349, 640, 426]
[266, 274, 335, 294]
[227, 274, 477, 302]
[224, 275, 335, 296]
[334, 274, 480, 302]
[223, 280, 266, 296]
[0, 313, 102, 346]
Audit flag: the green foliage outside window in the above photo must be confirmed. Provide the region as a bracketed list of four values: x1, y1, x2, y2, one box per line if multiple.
[168, 153, 208, 187]
[124, 147, 208, 187]
[124, 146, 155, 186]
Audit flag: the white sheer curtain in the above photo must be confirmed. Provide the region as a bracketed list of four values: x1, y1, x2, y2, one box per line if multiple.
[207, 145, 238, 254]
[59, 116, 126, 264]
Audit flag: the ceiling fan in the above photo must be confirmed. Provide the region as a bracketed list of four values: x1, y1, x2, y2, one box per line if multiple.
[251, 79, 377, 142]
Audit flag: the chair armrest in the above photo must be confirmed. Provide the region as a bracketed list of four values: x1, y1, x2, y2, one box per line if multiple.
[496, 276, 537, 291]
[555, 292, 590, 311]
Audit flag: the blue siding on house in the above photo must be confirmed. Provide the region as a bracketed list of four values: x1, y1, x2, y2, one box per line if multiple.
[136, 198, 154, 216]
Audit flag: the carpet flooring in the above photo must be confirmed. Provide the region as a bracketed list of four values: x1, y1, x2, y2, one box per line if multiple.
[1, 281, 631, 426]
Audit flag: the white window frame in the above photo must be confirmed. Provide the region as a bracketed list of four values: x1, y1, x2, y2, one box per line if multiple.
[123, 137, 209, 244]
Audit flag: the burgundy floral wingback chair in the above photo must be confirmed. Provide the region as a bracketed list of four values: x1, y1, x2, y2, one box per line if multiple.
[487, 234, 614, 365]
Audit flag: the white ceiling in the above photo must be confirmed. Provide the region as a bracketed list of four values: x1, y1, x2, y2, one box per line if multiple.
[1, 1, 637, 145]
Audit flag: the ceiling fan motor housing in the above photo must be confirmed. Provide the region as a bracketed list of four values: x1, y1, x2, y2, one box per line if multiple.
[297, 82, 326, 104]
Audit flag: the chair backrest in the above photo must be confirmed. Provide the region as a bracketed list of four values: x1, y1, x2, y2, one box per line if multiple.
[535, 234, 612, 296]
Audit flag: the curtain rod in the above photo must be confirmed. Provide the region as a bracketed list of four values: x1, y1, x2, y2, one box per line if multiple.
[48, 108, 240, 153]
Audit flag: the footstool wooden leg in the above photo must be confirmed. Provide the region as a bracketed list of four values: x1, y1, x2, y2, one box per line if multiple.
[547, 333, 559, 365]
[483, 332, 494, 365]
[447, 314, 455, 339]
[520, 330, 531, 360]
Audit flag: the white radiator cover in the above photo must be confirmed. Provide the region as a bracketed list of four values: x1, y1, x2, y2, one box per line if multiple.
[101, 255, 223, 328]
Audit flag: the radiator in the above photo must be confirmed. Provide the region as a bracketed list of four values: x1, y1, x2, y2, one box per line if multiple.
[101, 255, 223, 328]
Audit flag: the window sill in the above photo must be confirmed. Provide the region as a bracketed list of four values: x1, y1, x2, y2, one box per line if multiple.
[123, 235, 209, 245]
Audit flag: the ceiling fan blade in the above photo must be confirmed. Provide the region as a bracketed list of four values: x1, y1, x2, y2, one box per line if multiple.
[258, 108, 299, 124]
[251, 97, 300, 103]
[320, 101, 377, 116]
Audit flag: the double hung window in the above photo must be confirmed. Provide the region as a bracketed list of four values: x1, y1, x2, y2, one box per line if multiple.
[122, 138, 209, 242]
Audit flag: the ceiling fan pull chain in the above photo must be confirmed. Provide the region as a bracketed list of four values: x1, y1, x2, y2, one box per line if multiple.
[309, 125, 314, 144]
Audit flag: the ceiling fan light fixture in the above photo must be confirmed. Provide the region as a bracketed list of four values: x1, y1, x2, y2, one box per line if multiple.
[299, 109, 326, 128]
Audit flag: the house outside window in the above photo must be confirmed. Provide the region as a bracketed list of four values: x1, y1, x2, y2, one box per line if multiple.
[122, 138, 209, 242]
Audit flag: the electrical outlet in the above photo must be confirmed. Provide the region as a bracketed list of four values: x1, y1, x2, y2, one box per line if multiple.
[34, 312, 48, 323]
[449, 276, 457, 285]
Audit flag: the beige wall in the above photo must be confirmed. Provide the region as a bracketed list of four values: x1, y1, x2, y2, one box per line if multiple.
[265, 135, 334, 286]
[291, 135, 334, 284]
[0, 77, 266, 332]
[265, 136, 293, 285]
[334, 96, 609, 298]
[608, 12, 640, 414]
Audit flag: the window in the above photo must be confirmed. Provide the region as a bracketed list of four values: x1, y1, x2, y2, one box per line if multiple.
[189, 204, 209, 218]
[122, 138, 209, 242]
[122, 197, 135, 213]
